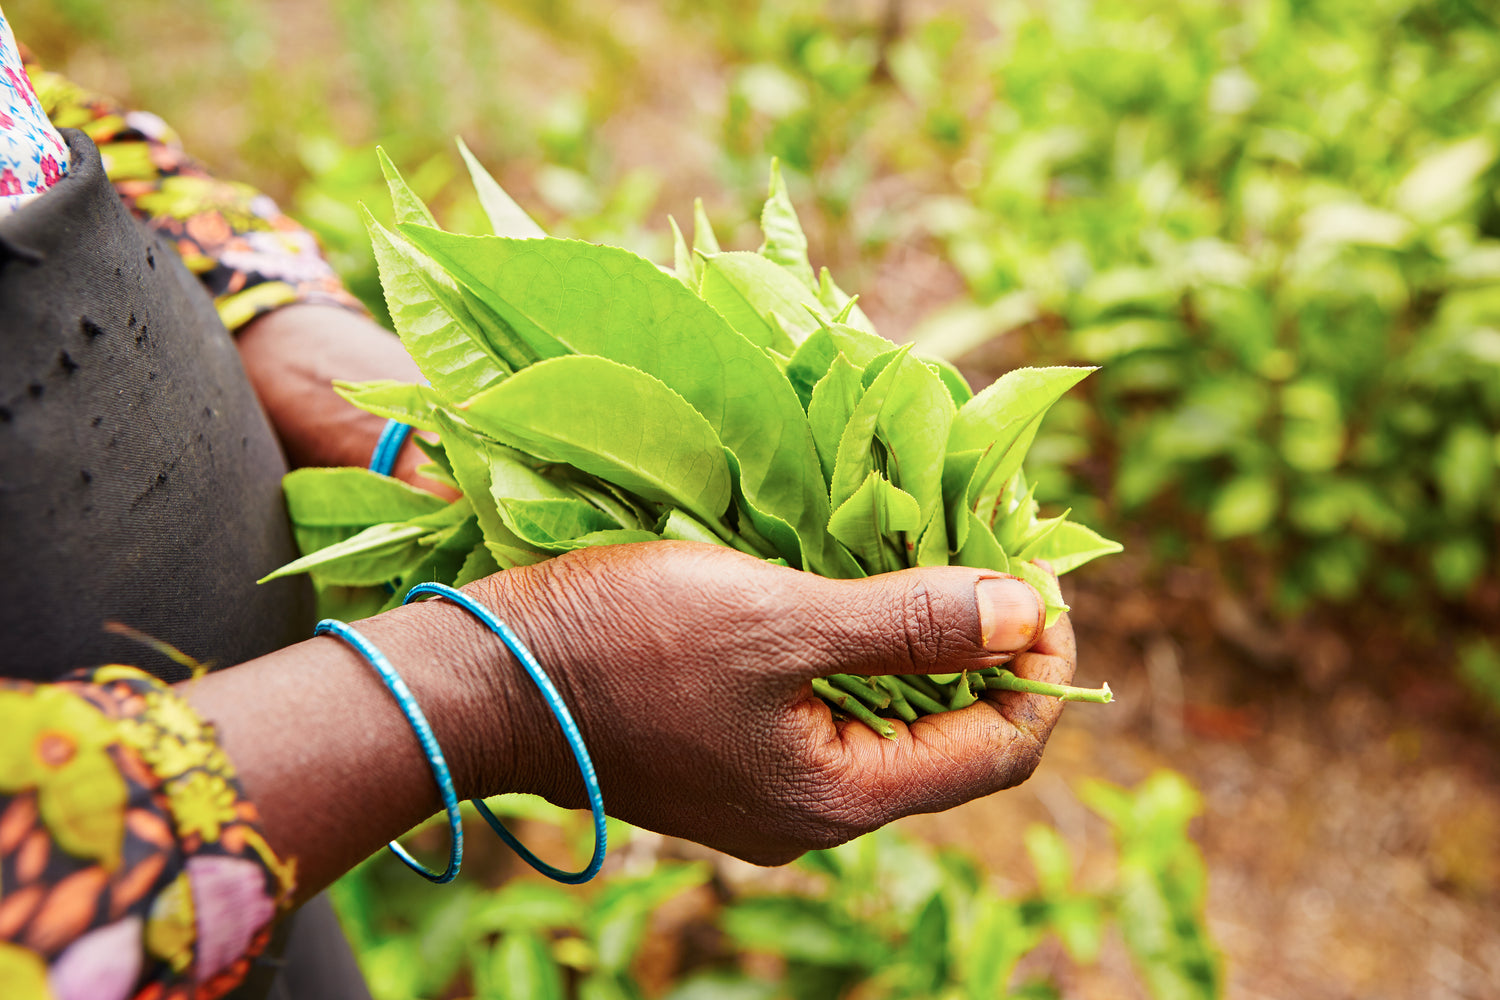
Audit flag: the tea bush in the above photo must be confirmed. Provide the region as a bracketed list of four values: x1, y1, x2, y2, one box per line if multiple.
[887, 0, 1500, 613]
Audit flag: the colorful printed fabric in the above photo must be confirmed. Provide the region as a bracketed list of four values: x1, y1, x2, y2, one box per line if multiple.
[0, 11, 67, 216]
[0, 667, 295, 1000]
[17, 51, 365, 333]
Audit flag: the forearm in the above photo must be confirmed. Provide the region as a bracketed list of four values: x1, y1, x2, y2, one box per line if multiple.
[179, 590, 519, 904]
[236, 303, 445, 490]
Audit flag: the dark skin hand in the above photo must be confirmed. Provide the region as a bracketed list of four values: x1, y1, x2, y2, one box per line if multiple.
[236, 302, 454, 495]
[183, 543, 1075, 905]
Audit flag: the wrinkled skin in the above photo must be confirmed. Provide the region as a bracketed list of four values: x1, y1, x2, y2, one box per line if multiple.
[463, 541, 1077, 865]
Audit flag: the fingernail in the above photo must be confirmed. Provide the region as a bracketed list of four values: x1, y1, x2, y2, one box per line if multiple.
[977, 577, 1044, 653]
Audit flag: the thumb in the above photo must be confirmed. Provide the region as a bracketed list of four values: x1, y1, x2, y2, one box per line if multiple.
[793, 567, 1046, 680]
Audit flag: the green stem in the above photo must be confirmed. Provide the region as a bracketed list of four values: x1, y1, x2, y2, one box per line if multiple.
[984, 670, 1114, 703]
[830, 673, 891, 710]
[888, 676, 948, 716]
[901, 673, 947, 704]
[812, 678, 897, 739]
[874, 676, 918, 723]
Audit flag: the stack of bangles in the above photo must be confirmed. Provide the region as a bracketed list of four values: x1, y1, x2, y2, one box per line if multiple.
[331, 421, 606, 885]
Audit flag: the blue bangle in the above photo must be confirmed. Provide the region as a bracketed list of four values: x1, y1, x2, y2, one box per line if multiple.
[402, 582, 607, 884]
[369, 419, 415, 477]
[314, 619, 464, 883]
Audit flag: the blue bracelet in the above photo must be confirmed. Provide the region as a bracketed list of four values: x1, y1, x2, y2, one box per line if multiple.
[314, 619, 464, 883]
[369, 418, 415, 477]
[402, 582, 608, 884]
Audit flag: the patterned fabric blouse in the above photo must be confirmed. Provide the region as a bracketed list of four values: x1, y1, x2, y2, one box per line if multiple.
[0, 10, 66, 214]
[0, 668, 295, 1000]
[9, 40, 366, 333]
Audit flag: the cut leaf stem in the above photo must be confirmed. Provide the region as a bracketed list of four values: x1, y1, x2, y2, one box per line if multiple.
[983, 670, 1114, 703]
[812, 678, 897, 739]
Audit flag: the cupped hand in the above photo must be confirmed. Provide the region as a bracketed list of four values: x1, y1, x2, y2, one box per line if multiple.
[462, 541, 1077, 865]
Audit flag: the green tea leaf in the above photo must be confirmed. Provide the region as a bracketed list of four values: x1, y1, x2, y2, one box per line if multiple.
[831, 345, 911, 511]
[496, 497, 621, 550]
[397, 234, 836, 568]
[546, 528, 661, 551]
[657, 508, 730, 546]
[1013, 510, 1072, 563]
[454, 542, 501, 586]
[332, 379, 443, 432]
[461, 356, 734, 530]
[868, 350, 954, 554]
[941, 447, 987, 554]
[283, 467, 447, 528]
[1024, 521, 1125, 575]
[669, 215, 698, 287]
[817, 266, 878, 336]
[785, 329, 839, 408]
[928, 358, 974, 407]
[259, 521, 428, 584]
[784, 323, 893, 407]
[806, 354, 864, 487]
[725, 448, 860, 573]
[758, 159, 816, 289]
[379, 517, 484, 608]
[455, 136, 547, 239]
[949, 366, 1095, 456]
[954, 511, 1008, 573]
[994, 477, 1040, 553]
[434, 410, 544, 569]
[948, 366, 1094, 523]
[699, 251, 826, 350]
[827, 471, 922, 570]
[692, 197, 721, 255]
[377, 146, 438, 228]
[365, 210, 516, 394]
[398, 225, 571, 362]
[567, 480, 647, 530]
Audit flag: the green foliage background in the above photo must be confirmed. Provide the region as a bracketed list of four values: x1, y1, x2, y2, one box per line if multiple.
[12, 0, 1500, 995]
[21, 0, 1495, 622]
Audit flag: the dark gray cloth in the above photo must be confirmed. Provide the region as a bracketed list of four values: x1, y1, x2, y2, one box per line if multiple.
[0, 129, 371, 1000]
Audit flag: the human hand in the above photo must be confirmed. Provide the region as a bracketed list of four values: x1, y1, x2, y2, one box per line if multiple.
[460, 541, 1076, 865]
[236, 303, 457, 498]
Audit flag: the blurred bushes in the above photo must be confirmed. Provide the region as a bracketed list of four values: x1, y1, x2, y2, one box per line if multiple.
[887, 0, 1500, 619]
[333, 773, 1218, 1000]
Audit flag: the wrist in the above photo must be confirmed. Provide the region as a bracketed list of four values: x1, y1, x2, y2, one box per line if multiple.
[455, 569, 580, 804]
[347, 596, 509, 802]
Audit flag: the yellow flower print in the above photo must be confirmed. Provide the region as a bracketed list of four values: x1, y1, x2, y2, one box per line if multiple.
[0, 686, 127, 868]
[146, 872, 196, 974]
[140, 689, 208, 744]
[138, 735, 213, 781]
[203, 745, 236, 779]
[166, 771, 239, 842]
[116, 690, 217, 780]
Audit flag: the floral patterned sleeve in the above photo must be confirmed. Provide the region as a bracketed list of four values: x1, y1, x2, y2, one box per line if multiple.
[20, 51, 366, 334]
[0, 668, 295, 1000]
